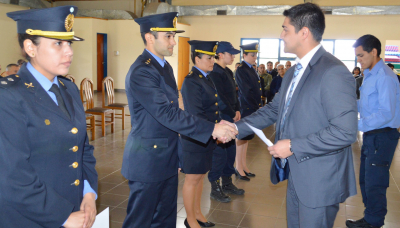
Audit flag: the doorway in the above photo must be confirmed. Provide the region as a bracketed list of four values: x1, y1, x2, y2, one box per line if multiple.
[178, 36, 190, 90]
[97, 33, 107, 92]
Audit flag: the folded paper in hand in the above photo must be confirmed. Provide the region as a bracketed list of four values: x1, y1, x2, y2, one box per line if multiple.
[244, 122, 273, 146]
[92, 207, 110, 228]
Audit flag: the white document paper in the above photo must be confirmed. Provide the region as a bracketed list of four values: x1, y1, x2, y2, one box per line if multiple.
[244, 122, 274, 147]
[92, 207, 110, 228]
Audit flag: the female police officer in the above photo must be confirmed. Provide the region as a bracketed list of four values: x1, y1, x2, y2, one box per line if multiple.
[180, 41, 220, 228]
[0, 6, 98, 228]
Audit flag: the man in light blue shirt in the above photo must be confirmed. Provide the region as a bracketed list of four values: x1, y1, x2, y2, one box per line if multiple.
[347, 34, 400, 228]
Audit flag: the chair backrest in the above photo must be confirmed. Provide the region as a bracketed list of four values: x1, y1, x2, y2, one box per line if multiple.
[65, 74, 75, 83]
[80, 78, 95, 109]
[102, 76, 115, 107]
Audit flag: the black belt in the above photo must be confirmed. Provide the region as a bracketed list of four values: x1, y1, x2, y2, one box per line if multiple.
[364, 127, 395, 135]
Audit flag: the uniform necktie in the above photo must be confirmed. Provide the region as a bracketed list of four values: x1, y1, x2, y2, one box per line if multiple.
[278, 63, 303, 168]
[49, 84, 70, 119]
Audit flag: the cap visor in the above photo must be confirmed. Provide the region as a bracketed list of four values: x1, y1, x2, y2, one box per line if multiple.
[40, 35, 84, 41]
[175, 30, 185, 33]
[228, 49, 241, 55]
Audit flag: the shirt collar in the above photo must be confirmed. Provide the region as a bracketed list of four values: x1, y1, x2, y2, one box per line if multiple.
[243, 60, 252, 68]
[295, 44, 322, 69]
[145, 49, 166, 67]
[194, 66, 208, 77]
[26, 62, 59, 91]
[363, 59, 384, 77]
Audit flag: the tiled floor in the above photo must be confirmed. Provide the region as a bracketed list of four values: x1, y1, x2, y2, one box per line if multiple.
[92, 92, 400, 228]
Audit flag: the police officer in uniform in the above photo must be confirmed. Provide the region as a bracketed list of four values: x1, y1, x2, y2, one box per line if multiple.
[122, 13, 237, 228]
[235, 42, 262, 181]
[181, 40, 220, 228]
[208, 42, 245, 203]
[0, 6, 98, 228]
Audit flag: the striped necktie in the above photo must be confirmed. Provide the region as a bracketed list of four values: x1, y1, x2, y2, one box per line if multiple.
[278, 63, 302, 167]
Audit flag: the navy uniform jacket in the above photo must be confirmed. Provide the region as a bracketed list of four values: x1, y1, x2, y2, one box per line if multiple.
[180, 67, 221, 153]
[236, 62, 262, 114]
[209, 63, 240, 122]
[122, 50, 215, 182]
[0, 65, 97, 228]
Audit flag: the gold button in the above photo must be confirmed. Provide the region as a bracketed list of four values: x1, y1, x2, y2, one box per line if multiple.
[171, 101, 173, 103]
[261, 96, 263, 98]
[258, 81, 260, 83]
[74, 179, 80, 186]
[260, 88, 262, 90]
[215, 111, 218, 114]
[15, 75, 19, 78]
[215, 94, 218, 97]
[45, 119, 50, 125]
[215, 120, 218, 123]
[71, 127, 78, 134]
[199, 75, 203, 78]
[72, 162, 78, 168]
[72, 146, 78, 152]
[215, 102, 218, 106]
[154, 145, 157, 149]
[259, 103, 261, 106]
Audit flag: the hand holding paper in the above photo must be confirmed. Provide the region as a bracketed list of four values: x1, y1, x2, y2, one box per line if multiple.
[244, 122, 273, 146]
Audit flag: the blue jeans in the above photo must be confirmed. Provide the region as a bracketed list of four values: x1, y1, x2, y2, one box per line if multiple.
[360, 128, 399, 227]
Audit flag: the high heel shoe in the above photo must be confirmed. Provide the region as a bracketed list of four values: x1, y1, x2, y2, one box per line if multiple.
[184, 218, 191, 228]
[244, 170, 256, 177]
[235, 169, 250, 181]
[197, 219, 215, 227]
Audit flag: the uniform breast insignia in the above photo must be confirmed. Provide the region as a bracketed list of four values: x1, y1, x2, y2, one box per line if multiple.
[25, 82, 34, 88]
[45, 119, 51, 125]
[199, 75, 203, 78]
[145, 59, 151, 65]
[58, 80, 65, 86]
[1, 81, 7, 85]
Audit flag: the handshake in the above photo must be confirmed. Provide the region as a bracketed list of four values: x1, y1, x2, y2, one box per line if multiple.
[212, 120, 238, 143]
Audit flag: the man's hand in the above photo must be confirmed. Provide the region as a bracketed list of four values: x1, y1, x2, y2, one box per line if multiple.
[64, 211, 85, 228]
[80, 193, 96, 228]
[212, 120, 238, 143]
[233, 111, 241, 122]
[268, 139, 293, 159]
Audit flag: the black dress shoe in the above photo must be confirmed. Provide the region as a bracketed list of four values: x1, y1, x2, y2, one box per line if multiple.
[235, 169, 250, 181]
[346, 218, 380, 228]
[197, 219, 215, 227]
[243, 170, 256, 177]
[184, 218, 191, 228]
[221, 176, 245, 195]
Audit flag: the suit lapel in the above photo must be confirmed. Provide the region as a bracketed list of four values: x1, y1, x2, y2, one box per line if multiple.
[19, 65, 73, 122]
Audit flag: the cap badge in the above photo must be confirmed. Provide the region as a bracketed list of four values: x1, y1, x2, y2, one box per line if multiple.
[213, 44, 218, 53]
[65, 12, 74, 32]
[255, 44, 259, 50]
[173, 17, 177, 28]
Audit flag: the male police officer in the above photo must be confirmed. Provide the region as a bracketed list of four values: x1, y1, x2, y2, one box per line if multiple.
[121, 12, 237, 228]
[208, 42, 245, 203]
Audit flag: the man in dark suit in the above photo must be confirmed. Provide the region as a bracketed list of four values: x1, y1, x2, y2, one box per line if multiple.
[235, 3, 357, 227]
[267, 61, 278, 78]
[121, 13, 237, 228]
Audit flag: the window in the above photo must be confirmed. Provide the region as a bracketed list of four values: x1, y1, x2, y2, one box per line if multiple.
[240, 38, 357, 71]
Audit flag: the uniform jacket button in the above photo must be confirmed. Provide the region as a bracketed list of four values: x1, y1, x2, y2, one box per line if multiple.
[71, 127, 78, 134]
[71, 146, 78, 152]
[215, 94, 218, 97]
[215, 120, 218, 123]
[73, 180, 80, 186]
[215, 102, 218, 106]
[154, 145, 157, 149]
[72, 162, 78, 168]
[171, 101, 173, 103]
[215, 111, 218, 114]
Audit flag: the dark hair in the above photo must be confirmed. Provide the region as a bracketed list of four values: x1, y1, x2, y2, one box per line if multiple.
[267, 61, 273, 65]
[387, 63, 394, 68]
[215, 52, 223, 60]
[243, 51, 250, 56]
[140, 31, 158, 45]
[352, 66, 361, 75]
[17, 59, 26, 65]
[283, 3, 325, 42]
[6, 63, 18, 71]
[191, 51, 206, 64]
[353, 34, 381, 57]
[18, 34, 41, 61]
[235, 62, 240, 66]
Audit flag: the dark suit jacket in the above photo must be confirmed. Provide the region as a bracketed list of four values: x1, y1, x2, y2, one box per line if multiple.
[0, 65, 97, 228]
[236, 47, 358, 208]
[209, 63, 240, 122]
[236, 62, 262, 115]
[268, 69, 278, 79]
[180, 67, 221, 153]
[122, 50, 214, 182]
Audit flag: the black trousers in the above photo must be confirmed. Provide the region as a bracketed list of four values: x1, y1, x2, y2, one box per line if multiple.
[122, 174, 178, 228]
[360, 128, 399, 227]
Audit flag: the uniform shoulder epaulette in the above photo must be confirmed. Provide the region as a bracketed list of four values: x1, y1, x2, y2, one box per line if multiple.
[186, 70, 194, 78]
[58, 75, 72, 82]
[238, 63, 243, 68]
[142, 58, 152, 66]
[0, 74, 21, 88]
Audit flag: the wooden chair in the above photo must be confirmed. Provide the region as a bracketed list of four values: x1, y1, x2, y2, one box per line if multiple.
[80, 78, 115, 137]
[86, 113, 95, 140]
[102, 76, 129, 130]
[65, 74, 75, 83]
